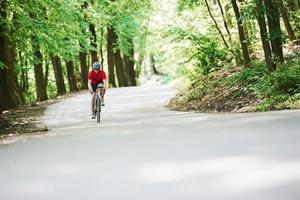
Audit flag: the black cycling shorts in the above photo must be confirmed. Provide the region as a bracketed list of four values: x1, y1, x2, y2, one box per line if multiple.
[91, 82, 104, 92]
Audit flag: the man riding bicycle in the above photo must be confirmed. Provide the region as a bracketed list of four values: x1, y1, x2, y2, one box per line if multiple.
[88, 62, 107, 119]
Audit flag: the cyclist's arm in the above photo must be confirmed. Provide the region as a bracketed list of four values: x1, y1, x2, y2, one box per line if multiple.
[103, 79, 108, 90]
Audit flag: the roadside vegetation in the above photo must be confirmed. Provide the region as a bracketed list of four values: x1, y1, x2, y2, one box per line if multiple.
[167, 0, 300, 112]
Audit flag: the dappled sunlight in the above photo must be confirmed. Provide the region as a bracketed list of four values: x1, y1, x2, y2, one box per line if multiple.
[136, 156, 300, 193]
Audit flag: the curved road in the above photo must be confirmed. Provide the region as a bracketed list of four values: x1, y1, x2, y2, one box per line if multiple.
[1, 85, 300, 200]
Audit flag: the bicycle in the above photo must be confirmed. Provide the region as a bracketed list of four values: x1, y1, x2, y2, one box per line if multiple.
[93, 86, 104, 123]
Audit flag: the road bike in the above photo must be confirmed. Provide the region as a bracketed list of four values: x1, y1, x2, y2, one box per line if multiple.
[93, 86, 104, 123]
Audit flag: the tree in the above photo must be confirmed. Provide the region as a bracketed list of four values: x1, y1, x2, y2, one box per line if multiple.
[231, 0, 251, 67]
[150, 54, 160, 75]
[217, 0, 232, 42]
[113, 29, 128, 87]
[278, 0, 297, 41]
[65, 59, 79, 92]
[32, 40, 48, 102]
[107, 26, 117, 87]
[89, 23, 98, 64]
[255, 0, 276, 72]
[79, 48, 89, 89]
[263, 0, 284, 62]
[124, 38, 137, 86]
[51, 55, 67, 95]
[0, 0, 23, 110]
[204, 0, 231, 51]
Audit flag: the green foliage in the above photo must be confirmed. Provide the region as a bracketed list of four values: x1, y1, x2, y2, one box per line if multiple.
[292, 10, 300, 38]
[168, 28, 229, 76]
[177, 0, 202, 11]
[0, 62, 6, 70]
[226, 54, 300, 110]
[271, 61, 300, 95]
[191, 35, 228, 75]
[47, 81, 57, 99]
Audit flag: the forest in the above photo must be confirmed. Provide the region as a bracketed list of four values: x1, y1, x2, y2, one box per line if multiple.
[1, 0, 300, 115]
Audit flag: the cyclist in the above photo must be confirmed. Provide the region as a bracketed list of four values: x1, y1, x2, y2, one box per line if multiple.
[88, 62, 107, 119]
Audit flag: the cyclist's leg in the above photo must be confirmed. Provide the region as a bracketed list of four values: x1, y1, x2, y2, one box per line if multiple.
[91, 93, 96, 113]
[100, 89, 105, 105]
[97, 83, 105, 105]
[91, 84, 97, 116]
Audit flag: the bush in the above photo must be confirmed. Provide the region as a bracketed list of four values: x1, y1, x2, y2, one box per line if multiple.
[168, 28, 230, 79]
[271, 63, 300, 95]
[226, 55, 300, 111]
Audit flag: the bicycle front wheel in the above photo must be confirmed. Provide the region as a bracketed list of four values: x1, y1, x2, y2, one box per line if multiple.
[96, 98, 101, 123]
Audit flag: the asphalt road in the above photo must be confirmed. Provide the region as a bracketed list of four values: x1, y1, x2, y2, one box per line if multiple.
[0, 85, 300, 200]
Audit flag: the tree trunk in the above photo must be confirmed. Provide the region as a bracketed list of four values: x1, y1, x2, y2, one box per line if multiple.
[114, 46, 128, 87]
[0, 70, 13, 112]
[204, 0, 231, 50]
[45, 60, 49, 87]
[225, 4, 234, 28]
[65, 60, 79, 92]
[79, 49, 88, 89]
[278, 0, 297, 41]
[263, 0, 284, 62]
[217, 0, 232, 42]
[8, 40, 24, 105]
[99, 27, 104, 67]
[231, 0, 251, 68]
[19, 53, 29, 94]
[0, 0, 21, 111]
[136, 53, 144, 79]
[125, 39, 137, 86]
[255, 0, 276, 72]
[150, 54, 160, 75]
[51, 55, 67, 95]
[32, 40, 48, 102]
[122, 56, 130, 85]
[89, 23, 98, 64]
[107, 26, 117, 87]
[79, 1, 90, 90]
[21, 68, 29, 93]
[204, 0, 238, 63]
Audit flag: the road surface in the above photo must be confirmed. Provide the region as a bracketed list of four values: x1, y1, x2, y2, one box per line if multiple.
[0, 85, 300, 200]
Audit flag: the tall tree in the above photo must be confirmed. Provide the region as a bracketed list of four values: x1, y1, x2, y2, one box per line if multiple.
[278, 0, 297, 41]
[79, 1, 90, 89]
[263, 0, 284, 62]
[217, 0, 232, 42]
[99, 27, 104, 67]
[107, 26, 117, 87]
[32, 41, 48, 102]
[231, 0, 251, 67]
[204, 0, 231, 51]
[255, 0, 276, 72]
[86, 0, 98, 64]
[150, 54, 160, 75]
[124, 38, 137, 86]
[204, 0, 238, 63]
[114, 39, 129, 87]
[65, 59, 79, 92]
[89, 23, 98, 64]
[0, 0, 22, 110]
[51, 55, 67, 95]
[79, 47, 89, 89]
